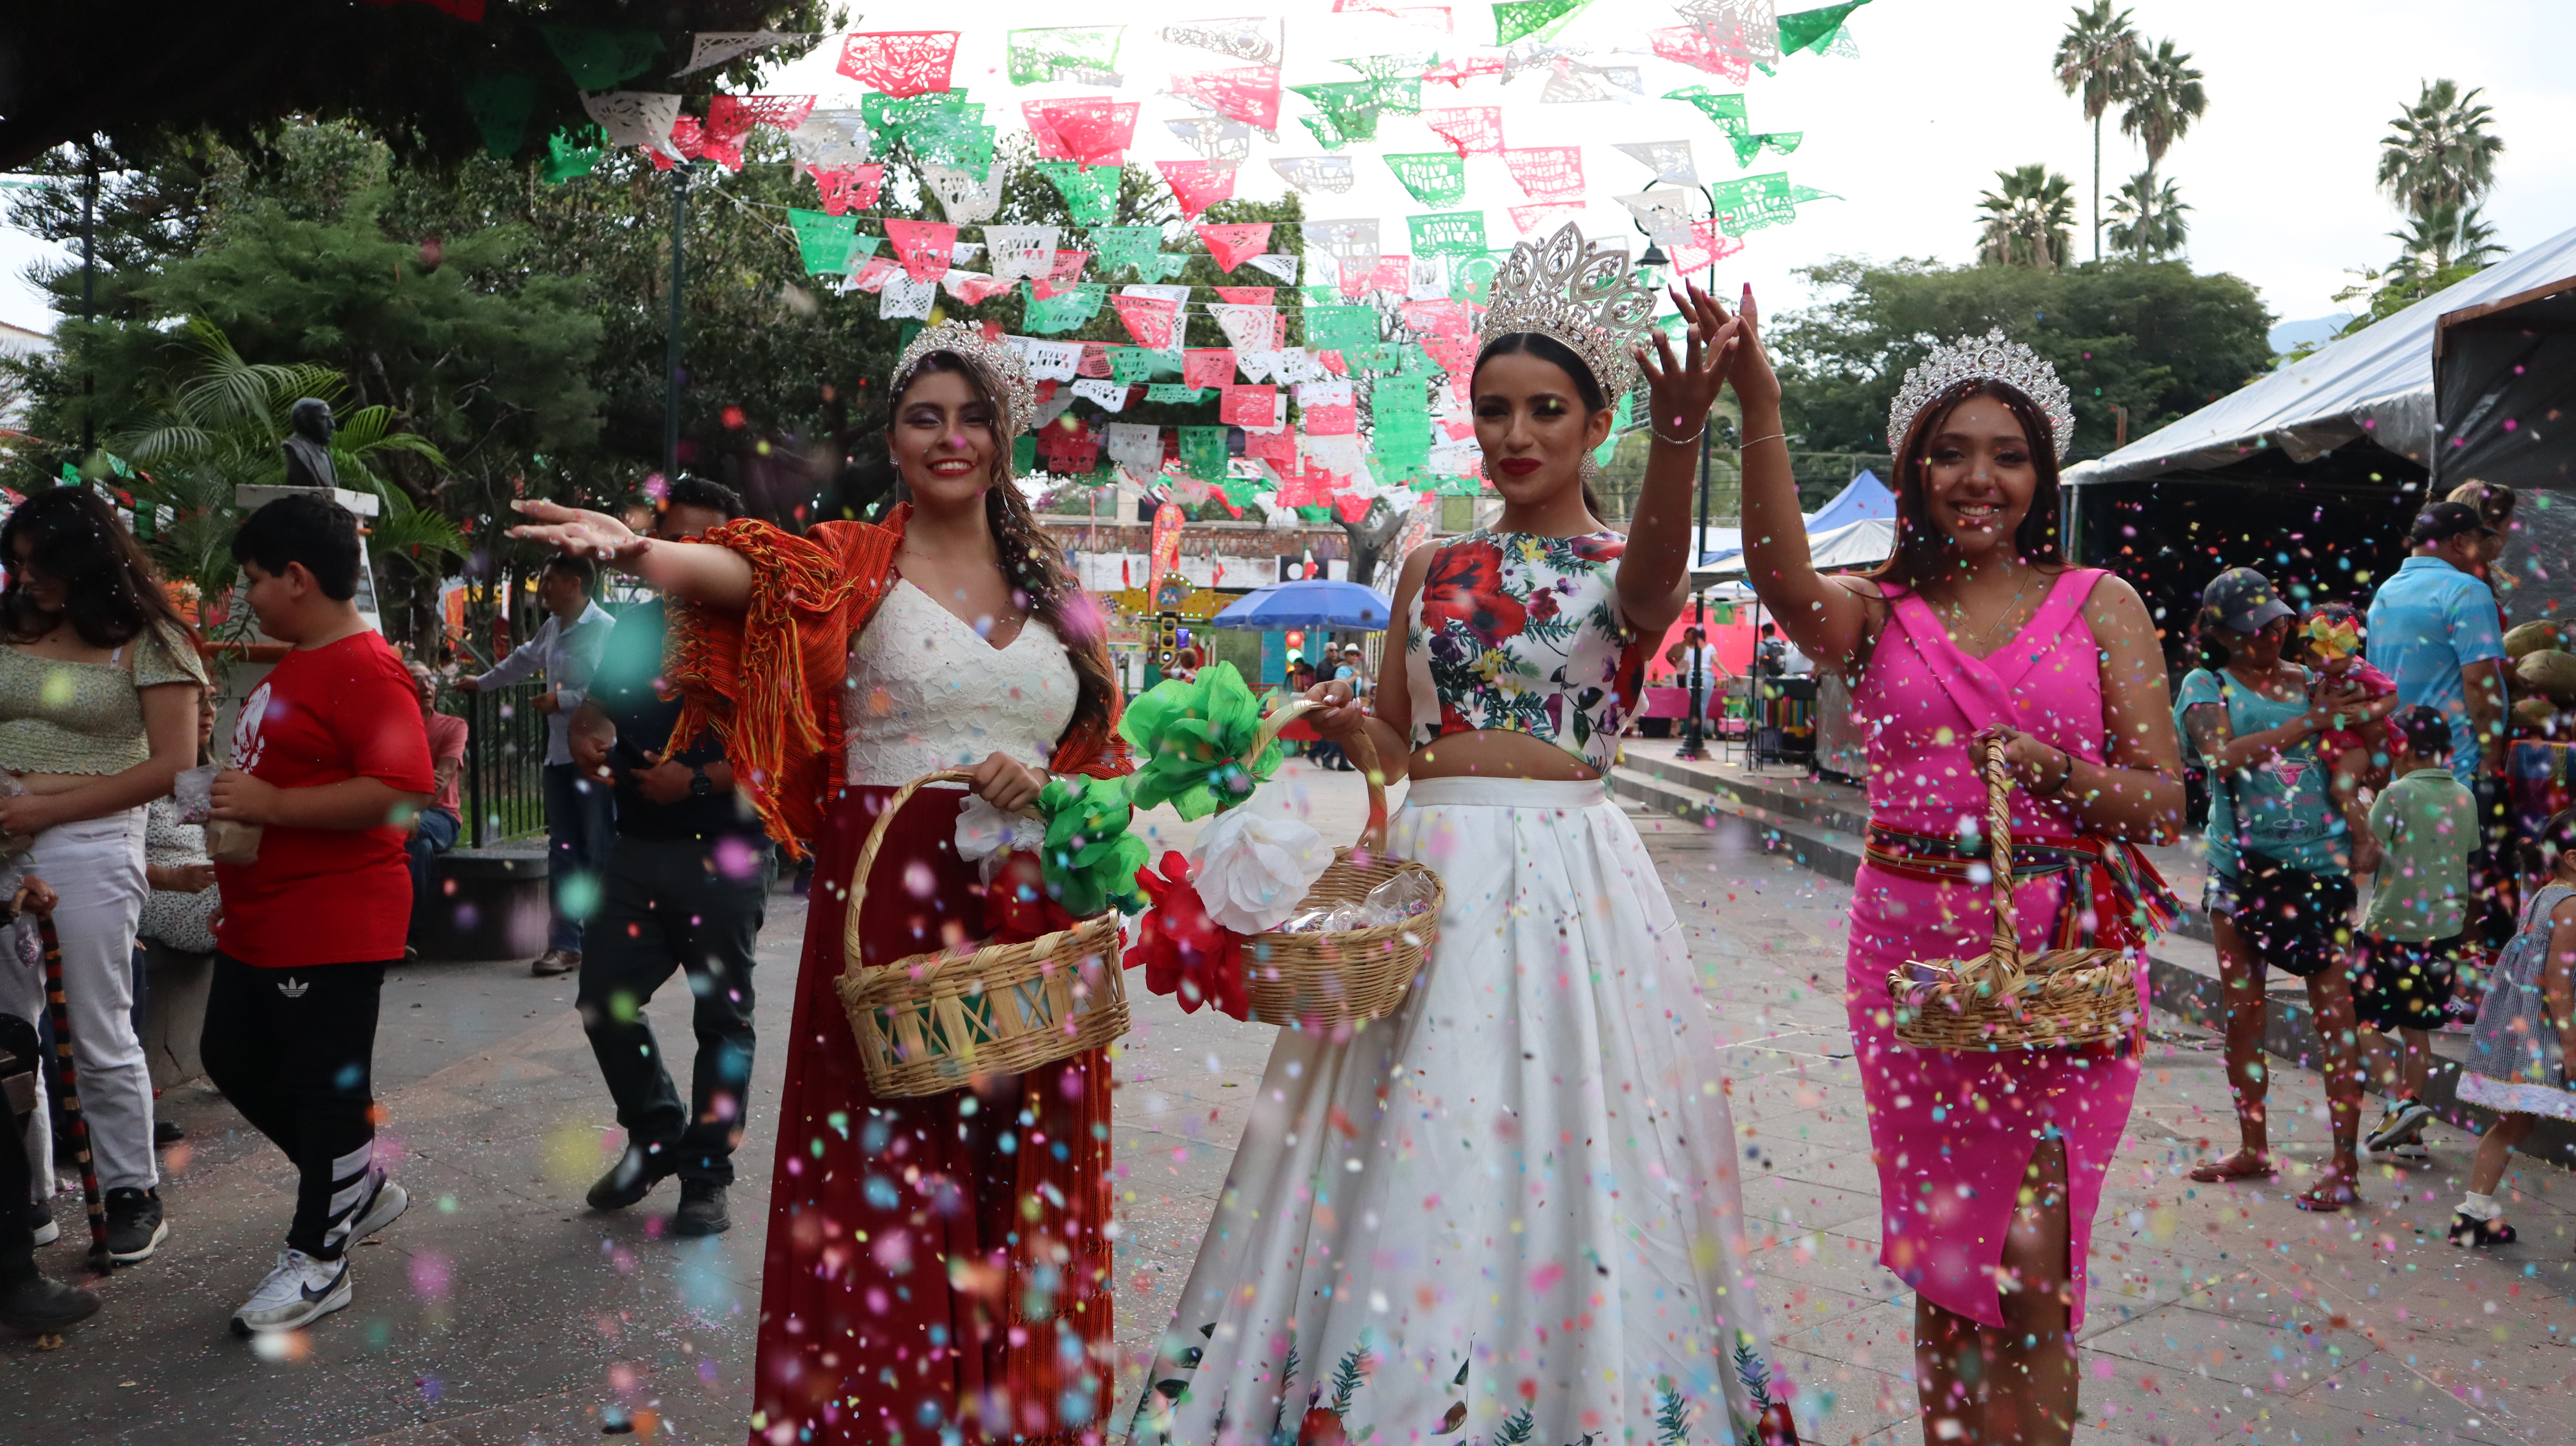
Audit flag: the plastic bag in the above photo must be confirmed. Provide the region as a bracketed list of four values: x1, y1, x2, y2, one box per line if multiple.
[174, 764, 219, 825]
[1355, 869, 1437, 925]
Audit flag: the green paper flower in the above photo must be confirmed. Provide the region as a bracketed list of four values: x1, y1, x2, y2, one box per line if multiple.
[1118, 662, 1284, 821]
[1038, 773, 1148, 917]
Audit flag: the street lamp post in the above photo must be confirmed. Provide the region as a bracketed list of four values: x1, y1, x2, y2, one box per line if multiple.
[1633, 184, 1723, 762]
[663, 161, 692, 483]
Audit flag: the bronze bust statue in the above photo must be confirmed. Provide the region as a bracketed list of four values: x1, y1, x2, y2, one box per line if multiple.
[281, 398, 337, 489]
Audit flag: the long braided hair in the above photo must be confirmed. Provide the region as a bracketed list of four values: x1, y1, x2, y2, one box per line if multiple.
[891, 352, 1118, 743]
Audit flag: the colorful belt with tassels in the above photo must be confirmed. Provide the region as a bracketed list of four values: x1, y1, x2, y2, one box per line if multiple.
[1864, 823, 2180, 951]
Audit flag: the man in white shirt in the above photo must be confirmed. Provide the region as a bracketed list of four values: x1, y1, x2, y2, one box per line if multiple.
[456, 553, 617, 976]
[1662, 627, 1732, 721]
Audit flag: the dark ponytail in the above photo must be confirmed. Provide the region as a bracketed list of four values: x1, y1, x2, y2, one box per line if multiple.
[2193, 605, 2234, 670]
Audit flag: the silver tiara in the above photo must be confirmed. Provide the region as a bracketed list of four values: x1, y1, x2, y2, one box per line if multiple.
[1885, 328, 2075, 459]
[890, 321, 1038, 437]
[1475, 222, 1658, 404]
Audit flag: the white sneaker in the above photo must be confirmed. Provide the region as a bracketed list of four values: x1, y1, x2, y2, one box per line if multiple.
[347, 1176, 408, 1246]
[229, 1249, 351, 1335]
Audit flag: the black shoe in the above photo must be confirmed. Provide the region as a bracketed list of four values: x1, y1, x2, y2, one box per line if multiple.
[154, 1120, 185, 1147]
[103, 1187, 166, 1264]
[586, 1143, 674, 1212]
[24, 1201, 56, 1248]
[671, 1179, 729, 1237]
[0, 1272, 100, 1334]
[2448, 1211, 2518, 1248]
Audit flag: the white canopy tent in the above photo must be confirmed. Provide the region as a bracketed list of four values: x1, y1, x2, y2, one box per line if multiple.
[2065, 224, 2576, 488]
[1693, 516, 1896, 586]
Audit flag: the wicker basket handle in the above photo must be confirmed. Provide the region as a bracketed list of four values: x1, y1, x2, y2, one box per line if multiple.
[1256, 696, 1390, 854]
[843, 769, 1037, 976]
[1978, 733, 2024, 975]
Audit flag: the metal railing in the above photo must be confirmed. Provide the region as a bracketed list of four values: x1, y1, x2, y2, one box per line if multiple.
[454, 681, 550, 848]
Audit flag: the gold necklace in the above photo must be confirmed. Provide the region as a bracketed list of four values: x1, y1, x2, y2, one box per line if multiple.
[1934, 564, 2035, 654]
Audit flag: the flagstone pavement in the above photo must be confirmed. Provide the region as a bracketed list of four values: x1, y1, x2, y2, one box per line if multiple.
[4, 759, 2572, 1443]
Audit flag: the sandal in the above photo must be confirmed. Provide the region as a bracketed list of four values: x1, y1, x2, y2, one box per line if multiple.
[2187, 1151, 2276, 1184]
[2447, 1212, 2517, 1248]
[2293, 1180, 2361, 1212]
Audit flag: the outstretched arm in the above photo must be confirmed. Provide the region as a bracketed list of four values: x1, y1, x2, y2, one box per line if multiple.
[1685, 286, 1878, 670]
[1615, 287, 1734, 640]
[508, 500, 754, 611]
[1306, 544, 1429, 783]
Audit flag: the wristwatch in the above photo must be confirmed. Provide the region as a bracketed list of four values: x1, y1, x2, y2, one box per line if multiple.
[689, 763, 712, 797]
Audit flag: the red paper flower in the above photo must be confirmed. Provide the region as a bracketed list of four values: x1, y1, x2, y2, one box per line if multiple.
[1131, 852, 1250, 1021]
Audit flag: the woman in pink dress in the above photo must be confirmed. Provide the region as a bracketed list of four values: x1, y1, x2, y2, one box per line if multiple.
[1712, 306, 2186, 1446]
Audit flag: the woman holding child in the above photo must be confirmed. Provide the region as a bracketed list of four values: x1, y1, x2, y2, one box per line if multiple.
[2174, 568, 2379, 1209]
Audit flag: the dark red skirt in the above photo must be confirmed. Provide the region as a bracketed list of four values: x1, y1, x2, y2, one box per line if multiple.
[749, 783, 1116, 1446]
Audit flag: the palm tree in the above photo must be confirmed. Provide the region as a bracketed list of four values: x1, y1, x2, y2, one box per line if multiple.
[2388, 199, 2509, 280]
[2116, 38, 2206, 250]
[113, 320, 464, 638]
[1977, 165, 2078, 270]
[2053, 1, 2143, 264]
[2105, 171, 2190, 258]
[2378, 79, 2505, 222]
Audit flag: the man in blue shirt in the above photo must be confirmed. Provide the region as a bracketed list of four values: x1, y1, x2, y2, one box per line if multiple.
[2366, 500, 2506, 800]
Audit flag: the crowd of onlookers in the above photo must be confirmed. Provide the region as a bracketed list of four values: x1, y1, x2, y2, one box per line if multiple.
[0, 477, 765, 1340]
[2175, 482, 2575, 1247]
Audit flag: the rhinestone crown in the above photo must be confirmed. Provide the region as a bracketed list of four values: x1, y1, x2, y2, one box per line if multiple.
[1885, 328, 2075, 460]
[890, 321, 1038, 437]
[1474, 222, 1659, 404]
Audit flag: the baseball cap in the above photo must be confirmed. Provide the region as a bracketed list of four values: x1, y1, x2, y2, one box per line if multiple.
[2200, 567, 2295, 634]
[2409, 500, 2497, 546]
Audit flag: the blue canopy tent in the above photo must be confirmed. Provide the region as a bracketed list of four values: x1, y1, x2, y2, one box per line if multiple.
[1208, 579, 1394, 631]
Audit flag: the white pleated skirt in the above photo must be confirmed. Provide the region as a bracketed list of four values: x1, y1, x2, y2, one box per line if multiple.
[1129, 775, 1780, 1446]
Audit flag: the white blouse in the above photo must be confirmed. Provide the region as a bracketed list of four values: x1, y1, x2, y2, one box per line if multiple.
[842, 580, 1079, 788]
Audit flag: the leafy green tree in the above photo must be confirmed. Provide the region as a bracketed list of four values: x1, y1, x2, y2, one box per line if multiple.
[2052, 1, 2144, 264]
[2105, 171, 2190, 258]
[1977, 166, 2078, 270]
[1, 3, 832, 171]
[1772, 256, 2273, 462]
[2378, 79, 2504, 223]
[2117, 39, 2206, 251]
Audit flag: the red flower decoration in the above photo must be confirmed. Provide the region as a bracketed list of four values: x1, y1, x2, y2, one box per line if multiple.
[1297, 1409, 1351, 1446]
[1420, 539, 1524, 646]
[984, 852, 1080, 945]
[1528, 588, 1560, 623]
[1568, 533, 1627, 565]
[1130, 852, 1250, 1021]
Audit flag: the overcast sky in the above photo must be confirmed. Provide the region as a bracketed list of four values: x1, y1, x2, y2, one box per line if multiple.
[3, 0, 2568, 340]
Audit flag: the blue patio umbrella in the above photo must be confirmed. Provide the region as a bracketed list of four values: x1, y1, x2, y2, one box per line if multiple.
[1207, 579, 1393, 631]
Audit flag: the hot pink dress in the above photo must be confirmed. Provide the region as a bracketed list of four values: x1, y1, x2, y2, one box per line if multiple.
[1845, 568, 2145, 1330]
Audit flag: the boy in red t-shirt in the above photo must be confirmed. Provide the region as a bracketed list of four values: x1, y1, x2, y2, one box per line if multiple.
[204, 494, 432, 1335]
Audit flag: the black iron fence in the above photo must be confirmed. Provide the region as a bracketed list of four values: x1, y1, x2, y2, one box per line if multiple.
[453, 681, 550, 847]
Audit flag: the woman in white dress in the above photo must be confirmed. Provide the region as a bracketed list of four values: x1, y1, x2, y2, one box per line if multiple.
[512, 325, 1132, 1446]
[1131, 226, 1789, 1446]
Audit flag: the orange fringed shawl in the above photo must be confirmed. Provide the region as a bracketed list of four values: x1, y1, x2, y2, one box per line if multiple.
[664, 505, 1131, 1437]
[662, 505, 1132, 857]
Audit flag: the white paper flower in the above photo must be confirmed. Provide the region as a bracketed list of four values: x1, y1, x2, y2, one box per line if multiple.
[1188, 808, 1335, 936]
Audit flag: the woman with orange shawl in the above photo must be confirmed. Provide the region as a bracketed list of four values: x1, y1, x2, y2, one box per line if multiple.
[513, 323, 1129, 1445]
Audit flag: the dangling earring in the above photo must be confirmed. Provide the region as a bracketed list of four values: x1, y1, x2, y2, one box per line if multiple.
[1579, 451, 1603, 485]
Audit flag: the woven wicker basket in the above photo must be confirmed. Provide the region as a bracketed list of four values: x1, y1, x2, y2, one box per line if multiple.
[835, 770, 1129, 1098]
[1887, 736, 2140, 1051]
[1236, 699, 1443, 1030]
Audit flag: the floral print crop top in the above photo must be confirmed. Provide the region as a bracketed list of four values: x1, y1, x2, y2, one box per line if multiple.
[1405, 529, 1637, 773]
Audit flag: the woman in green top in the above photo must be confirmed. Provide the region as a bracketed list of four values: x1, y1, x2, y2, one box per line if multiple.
[2172, 567, 2375, 1211]
[0, 488, 207, 1264]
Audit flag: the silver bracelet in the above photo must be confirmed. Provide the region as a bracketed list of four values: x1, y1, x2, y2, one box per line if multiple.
[1649, 419, 1707, 446]
[1739, 431, 1787, 450]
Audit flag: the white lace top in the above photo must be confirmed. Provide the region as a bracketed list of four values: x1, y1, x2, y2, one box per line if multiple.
[843, 580, 1079, 787]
